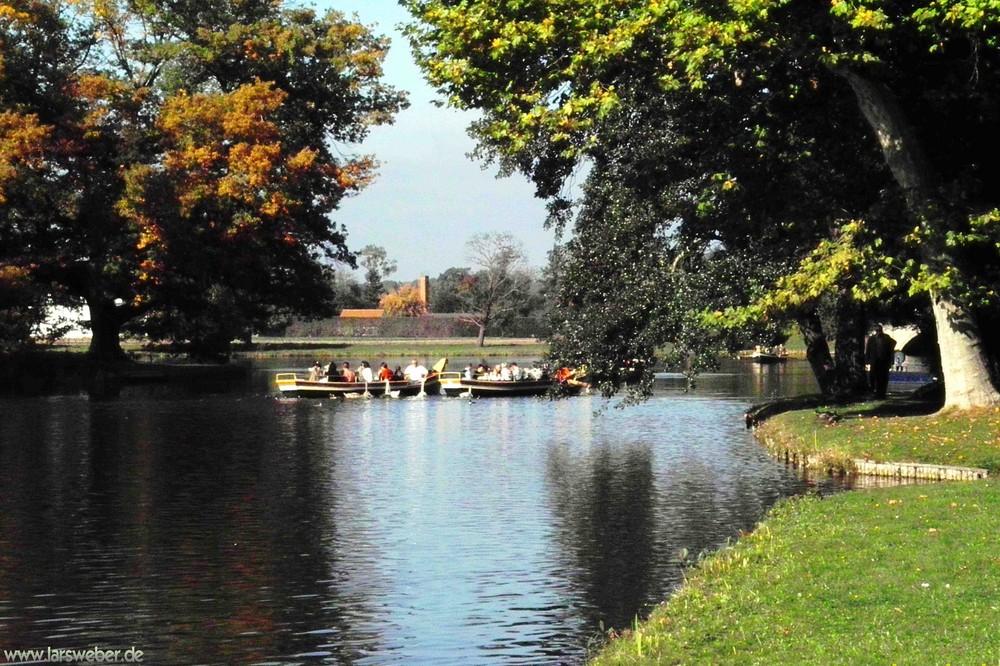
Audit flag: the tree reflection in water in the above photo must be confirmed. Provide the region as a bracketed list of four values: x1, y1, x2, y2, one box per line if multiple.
[543, 397, 807, 638]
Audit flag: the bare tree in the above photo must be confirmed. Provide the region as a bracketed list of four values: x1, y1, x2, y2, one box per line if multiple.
[457, 233, 533, 347]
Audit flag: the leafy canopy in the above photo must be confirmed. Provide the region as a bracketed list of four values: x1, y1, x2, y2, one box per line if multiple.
[0, 0, 406, 356]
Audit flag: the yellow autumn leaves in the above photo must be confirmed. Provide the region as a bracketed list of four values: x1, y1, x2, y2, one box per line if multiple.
[0, 112, 48, 204]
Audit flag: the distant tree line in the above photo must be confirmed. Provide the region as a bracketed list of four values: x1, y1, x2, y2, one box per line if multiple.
[322, 233, 554, 345]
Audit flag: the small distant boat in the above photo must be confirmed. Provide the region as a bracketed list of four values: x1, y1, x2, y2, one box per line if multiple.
[276, 359, 445, 399]
[748, 350, 787, 364]
[888, 370, 937, 385]
[439, 373, 588, 398]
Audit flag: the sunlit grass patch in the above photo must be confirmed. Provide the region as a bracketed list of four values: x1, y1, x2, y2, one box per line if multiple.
[758, 404, 1000, 474]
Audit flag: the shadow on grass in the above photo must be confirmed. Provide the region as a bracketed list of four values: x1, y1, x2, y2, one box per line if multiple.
[832, 398, 941, 420]
[745, 382, 944, 427]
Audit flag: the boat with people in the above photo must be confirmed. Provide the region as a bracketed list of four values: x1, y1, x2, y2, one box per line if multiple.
[439, 362, 589, 398]
[276, 359, 445, 398]
[747, 344, 788, 364]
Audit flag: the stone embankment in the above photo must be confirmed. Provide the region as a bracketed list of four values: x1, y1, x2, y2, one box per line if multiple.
[759, 435, 989, 481]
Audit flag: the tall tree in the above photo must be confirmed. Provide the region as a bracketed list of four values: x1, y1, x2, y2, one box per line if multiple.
[0, 0, 406, 361]
[405, 0, 1000, 408]
[457, 232, 532, 347]
[549, 70, 892, 399]
[430, 266, 472, 313]
[358, 244, 398, 307]
[330, 268, 366, 311]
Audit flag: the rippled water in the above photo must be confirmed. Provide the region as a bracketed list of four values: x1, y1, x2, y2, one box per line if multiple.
[0, 360, 821, 664]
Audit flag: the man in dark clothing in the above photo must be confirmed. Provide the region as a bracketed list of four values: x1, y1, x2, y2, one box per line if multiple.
[865, 325, 897, 399]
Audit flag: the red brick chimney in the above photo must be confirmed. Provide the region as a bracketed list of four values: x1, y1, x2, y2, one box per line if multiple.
[418, 275, 430, 309]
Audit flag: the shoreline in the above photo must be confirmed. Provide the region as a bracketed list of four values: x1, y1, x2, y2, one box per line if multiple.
[590, 398, 1000, 664]
[0, 339, 550, 397]
[37, 336, 550, 359]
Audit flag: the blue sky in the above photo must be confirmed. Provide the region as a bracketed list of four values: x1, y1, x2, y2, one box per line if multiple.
[317, 0, 558, 281]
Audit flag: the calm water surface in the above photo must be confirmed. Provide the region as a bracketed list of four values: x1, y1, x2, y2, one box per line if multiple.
[1, 360, 823, 664]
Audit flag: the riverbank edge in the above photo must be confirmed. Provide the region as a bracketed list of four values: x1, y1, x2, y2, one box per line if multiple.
[588, 401, 1000, 665]
[754, 425, 990, 481]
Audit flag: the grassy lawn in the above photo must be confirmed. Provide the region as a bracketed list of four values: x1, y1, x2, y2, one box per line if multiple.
[234, 337, 549, 360]
[48, 336, 550, 361]
[591, 401, 1000, 665]
[758, 403, 1000, 474]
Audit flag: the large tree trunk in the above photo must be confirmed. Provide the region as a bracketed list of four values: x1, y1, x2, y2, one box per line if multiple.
[796, 306, 836, 397]
[796, 300, 867, 400]
[831, 294, 869, 398]
[87, 296, 127, 364]
[842, 70, 1000, 408]
[476, 324, 487, 348]
[931, 293, 999, 408]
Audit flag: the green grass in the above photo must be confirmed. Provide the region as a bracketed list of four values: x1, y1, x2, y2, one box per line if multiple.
[759, 404, 1000, 474]
[46, 336, 550, 361]
[232, 337, 548, 360]
[782, 329, 806, 354]
[591, 400, 1000, 665]
[592, 481, 1000, 665]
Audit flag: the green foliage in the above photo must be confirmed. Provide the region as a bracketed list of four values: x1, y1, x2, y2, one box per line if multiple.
[329, 268, 366, 310]
[430, 266, 472, 313]
[547, 161, 794, 401]
[358, 245, 398, 307]
[543, 61, 891, 399]
[712, 222, 889, 329]
[406, 0, 1000, 401]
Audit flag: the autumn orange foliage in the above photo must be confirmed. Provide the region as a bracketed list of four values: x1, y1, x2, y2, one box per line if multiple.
[380, 284, 428, 317]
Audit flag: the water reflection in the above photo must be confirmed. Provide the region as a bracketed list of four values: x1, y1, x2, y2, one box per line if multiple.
[654, 357, 820, 399]
[0, 365, 825, 664]
[546, 443, 659, 631]
[544, 398, 806, 637]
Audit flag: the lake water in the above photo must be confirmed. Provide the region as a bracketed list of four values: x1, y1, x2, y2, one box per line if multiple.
[0, 359, 828, 664]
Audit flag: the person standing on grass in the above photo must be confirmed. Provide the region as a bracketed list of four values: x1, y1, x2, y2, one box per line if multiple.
[865, 325, 897, 399]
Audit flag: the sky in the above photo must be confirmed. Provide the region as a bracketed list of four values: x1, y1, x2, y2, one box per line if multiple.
[318, 0, 558, 281]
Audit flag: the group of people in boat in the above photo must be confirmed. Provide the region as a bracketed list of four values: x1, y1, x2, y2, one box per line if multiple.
[462, 361, 549, 382]
[753, 343, 788, 357]
[307, 358, 430, 384]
